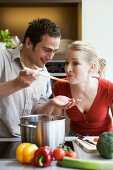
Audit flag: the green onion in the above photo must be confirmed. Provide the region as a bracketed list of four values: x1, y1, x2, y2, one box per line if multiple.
[57, 156, 113, 170]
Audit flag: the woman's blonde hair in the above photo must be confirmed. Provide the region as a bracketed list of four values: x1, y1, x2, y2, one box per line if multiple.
[98, 57, 107, 77]
[67, 41, 98, 64]
[98, 57, 107, 72]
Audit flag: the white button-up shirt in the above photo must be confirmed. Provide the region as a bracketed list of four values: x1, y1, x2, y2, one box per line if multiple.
[0, 47, 52, 137]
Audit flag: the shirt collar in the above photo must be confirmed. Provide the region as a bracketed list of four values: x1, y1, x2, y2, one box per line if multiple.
[11, 46, 47, 72]
[11, 46, 21, 62]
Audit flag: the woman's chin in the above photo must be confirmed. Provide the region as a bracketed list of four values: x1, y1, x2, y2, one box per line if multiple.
[68, 80, 77, 84]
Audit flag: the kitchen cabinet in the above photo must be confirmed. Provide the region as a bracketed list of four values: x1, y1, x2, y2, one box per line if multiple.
[0, 0, 82, 41]
[0, 0, 82, 67]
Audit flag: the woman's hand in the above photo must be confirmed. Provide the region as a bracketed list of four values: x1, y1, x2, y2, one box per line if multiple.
[50, 95, 81, 110]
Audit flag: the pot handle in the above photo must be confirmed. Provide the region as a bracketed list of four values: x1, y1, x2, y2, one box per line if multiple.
[19, 123, 36, 128]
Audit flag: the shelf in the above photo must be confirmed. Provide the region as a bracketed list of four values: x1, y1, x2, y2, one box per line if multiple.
[0, 0, 81, 4]
[0, 0, 81, 7]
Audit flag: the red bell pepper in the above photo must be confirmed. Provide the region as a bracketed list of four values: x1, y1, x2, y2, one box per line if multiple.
[33, 146, 53, 167]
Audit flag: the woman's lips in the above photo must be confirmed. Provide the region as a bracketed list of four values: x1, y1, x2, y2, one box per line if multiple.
[67, 75, 76, 81]
[67, 74, 74, 78]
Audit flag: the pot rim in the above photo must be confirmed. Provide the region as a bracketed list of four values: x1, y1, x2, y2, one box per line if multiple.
[20, 114, 65, 123]
[19, 123, 36, 128]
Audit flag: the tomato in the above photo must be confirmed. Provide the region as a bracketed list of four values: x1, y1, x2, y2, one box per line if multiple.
[93, 137, 99, 143]
[66, 150, 78, 158]
[53, 148, 65, 160]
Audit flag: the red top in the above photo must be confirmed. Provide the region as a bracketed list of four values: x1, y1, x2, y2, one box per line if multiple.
[52, 78, 113, 136]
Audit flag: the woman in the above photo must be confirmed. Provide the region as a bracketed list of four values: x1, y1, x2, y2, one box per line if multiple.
[52, 41, 113, 136]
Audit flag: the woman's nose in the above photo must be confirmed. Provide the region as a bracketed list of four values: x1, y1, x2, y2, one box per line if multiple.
[65, 64, 72, 72]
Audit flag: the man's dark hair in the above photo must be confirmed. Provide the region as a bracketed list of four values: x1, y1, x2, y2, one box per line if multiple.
[23, 18, 61, 47]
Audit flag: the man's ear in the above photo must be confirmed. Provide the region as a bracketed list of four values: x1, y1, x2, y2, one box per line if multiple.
[25, 37, 32, 48]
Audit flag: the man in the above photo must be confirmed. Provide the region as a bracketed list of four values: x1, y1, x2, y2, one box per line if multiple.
[0, 18, 61, 137]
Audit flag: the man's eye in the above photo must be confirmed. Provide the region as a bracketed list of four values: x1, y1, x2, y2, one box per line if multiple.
[43, 48, 56, 54]
[43, 48, 50, 52]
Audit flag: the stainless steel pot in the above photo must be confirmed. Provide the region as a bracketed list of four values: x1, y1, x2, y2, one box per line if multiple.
[19, 114, 65, 150]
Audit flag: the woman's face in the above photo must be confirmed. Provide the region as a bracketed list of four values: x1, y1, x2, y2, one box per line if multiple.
[64, 49, 92, 84]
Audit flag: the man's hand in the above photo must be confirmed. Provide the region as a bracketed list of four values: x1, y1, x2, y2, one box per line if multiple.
[15, 69, 40, 88]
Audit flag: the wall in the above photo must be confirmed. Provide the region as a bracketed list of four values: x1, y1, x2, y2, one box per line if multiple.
[82, 0, 113, 81]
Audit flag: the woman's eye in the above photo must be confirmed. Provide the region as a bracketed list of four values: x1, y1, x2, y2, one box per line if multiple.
[64, 61, 79, 65]
[73, 62, 79, 65]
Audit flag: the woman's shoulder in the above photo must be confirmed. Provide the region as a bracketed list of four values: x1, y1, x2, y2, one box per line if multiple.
[53, 78, 69, 87]
[52, 78, 69, 94]
[98, 77, 112, 83]
[98, 77, 113, 89]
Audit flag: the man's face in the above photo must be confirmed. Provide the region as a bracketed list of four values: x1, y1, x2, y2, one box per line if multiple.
[29, 34, 60, 68]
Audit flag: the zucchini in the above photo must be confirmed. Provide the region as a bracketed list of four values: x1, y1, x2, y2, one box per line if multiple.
[57, 156, 113, 170]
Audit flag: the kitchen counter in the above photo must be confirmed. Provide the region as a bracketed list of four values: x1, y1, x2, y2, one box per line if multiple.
[0, 137, 76, 170]
[0, 159, 72, 170]
[0, 136, 112, 170]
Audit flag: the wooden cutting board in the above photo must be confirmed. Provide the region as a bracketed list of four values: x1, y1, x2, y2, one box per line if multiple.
[75, 137, 98, 153]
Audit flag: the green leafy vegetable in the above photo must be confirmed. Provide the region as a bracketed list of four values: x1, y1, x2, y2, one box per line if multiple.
[96, 131, 113, 159]
[0, 29, 14, 48]
[0, 29, 11, 42]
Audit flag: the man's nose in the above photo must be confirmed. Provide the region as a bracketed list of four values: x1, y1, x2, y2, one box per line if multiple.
[47, 51, 55, 60]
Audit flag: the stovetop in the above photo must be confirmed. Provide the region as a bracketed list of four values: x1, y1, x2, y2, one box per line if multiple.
[0, 141, 74, 159]
[0, 141, 21, 159]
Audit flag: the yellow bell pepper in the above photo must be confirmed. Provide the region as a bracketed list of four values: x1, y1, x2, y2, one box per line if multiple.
[16, 142, 38, 164]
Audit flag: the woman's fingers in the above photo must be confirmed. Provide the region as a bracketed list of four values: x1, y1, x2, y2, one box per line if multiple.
[52, 96, 81, 109]
[75, 98, 82, 104]
[64, 98, 82, 109]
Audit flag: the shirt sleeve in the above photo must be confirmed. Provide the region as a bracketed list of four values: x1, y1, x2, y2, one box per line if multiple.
[99, 78, 113, 105]
[52, 77, 69, 96]
[107, 80, 113, 105]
